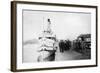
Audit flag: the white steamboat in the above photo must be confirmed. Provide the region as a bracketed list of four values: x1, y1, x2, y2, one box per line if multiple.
[38, 19, 58, 62]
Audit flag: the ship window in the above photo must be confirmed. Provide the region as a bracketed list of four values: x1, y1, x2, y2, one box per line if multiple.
[46, 37, 56, 40]
[39, 37, 42, 39]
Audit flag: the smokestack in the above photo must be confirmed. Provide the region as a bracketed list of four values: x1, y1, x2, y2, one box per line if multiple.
[48, 18, 51, 24]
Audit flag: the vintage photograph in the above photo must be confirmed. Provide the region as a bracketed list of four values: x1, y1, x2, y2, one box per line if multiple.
[22, 10, 91, 63]
[11, 1, 97, 71]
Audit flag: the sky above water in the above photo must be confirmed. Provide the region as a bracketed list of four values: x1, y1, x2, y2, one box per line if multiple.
[23, 10, 91, 41]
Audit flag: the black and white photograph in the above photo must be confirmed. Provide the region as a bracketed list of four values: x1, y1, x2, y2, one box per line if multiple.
[22, 10, 91, 63]
[11, 1, 97, 71]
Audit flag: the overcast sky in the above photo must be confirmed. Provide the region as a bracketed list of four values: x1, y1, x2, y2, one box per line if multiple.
[23, 10, 91, 41]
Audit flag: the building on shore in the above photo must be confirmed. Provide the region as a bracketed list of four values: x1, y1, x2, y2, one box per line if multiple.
[73, 34, 91, 58]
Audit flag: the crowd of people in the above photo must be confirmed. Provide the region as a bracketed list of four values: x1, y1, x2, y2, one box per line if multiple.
[59, 40, 71, 52]
[58, 36, 91, 54]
